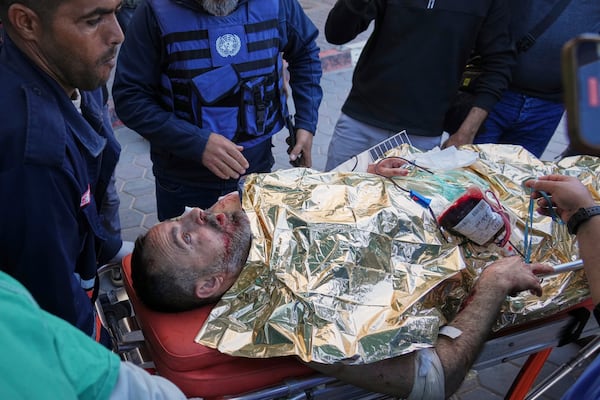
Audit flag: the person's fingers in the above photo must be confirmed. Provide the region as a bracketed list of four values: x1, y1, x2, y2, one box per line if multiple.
[204, 151, 248, 179]
[485, 257, 552, 297]
[207, 162, 238, 179]
[300, 148, 312, 168]
[382, 166, 409, 176]
[535, 206, 553, 217]
[379, 158, 409, 169]
[528, 280, 543, 297]
[203, 134, 249, 178]
[289, 143, 302, 163]
[371, 158, 411, 177]
[230, 146, 249, 170]
[224, 153, 249, 176]
[536, 197, 553, 209]
[520, 263, 553, 297]
[289, 142, 312, 167]
[508, 269, 543, 297]
[524, 175, 569, 195]
[289, 129, 313, 168]
[529, 262, 554, 276]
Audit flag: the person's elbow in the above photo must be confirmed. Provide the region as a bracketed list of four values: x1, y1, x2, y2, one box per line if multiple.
[324, 25, 352, 45]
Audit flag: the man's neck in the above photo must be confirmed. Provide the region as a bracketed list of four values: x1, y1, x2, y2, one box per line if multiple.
[200, 0, 239, 16]
[9, 34, 76, 97]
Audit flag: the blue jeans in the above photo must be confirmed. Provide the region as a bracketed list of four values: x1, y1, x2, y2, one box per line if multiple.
[476, 90, 564, 158]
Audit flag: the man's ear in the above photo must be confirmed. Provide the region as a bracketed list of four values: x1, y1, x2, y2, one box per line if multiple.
[194, 275, 225, 299]
[7, 4, 42, 41]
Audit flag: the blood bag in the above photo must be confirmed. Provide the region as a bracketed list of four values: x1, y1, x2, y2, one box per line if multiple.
[437, 186, 509, 247]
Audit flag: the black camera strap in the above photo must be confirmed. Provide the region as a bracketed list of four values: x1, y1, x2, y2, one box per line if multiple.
[516, 0, 573, 53]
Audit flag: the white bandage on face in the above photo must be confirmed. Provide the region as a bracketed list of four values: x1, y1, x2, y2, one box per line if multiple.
[406, 348, 445, 400]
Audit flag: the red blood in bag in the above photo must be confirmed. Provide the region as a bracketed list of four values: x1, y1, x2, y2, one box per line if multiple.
[437, 186, 505, 246]
[437, 187, 483, 230]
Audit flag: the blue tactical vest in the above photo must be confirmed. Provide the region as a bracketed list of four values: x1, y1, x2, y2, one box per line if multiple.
[150, 0, 288, 147]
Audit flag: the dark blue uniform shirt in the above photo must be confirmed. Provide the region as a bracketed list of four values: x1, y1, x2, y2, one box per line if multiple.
[0, 35, 120, 337]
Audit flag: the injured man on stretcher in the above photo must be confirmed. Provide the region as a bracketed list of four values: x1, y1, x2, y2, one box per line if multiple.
[128, 144, 600, 399]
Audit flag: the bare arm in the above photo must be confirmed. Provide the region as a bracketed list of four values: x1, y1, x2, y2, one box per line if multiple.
[308, 257, 552, 398]
[443, 106, 488, 148]
[526, 175, 600, 305]
[437, 258, 550, 394]
[575, 214, 600, 305]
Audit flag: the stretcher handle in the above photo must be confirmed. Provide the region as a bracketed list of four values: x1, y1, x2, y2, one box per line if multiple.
[525, 335, 600, 400]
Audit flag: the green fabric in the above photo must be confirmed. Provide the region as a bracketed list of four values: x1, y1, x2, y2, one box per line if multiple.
[0, 272, 120, 399]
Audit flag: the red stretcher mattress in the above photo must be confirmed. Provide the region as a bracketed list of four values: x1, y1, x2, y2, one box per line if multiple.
[121, 254, 314, 399]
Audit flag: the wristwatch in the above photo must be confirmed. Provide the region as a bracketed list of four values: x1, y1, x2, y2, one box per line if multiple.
[567, 206, 600, 235]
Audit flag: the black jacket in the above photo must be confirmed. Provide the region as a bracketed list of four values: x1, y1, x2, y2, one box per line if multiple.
[326, 0, 515, 136]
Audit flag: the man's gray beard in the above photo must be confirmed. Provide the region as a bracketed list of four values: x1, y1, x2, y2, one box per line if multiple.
[200, 0, 239, 16]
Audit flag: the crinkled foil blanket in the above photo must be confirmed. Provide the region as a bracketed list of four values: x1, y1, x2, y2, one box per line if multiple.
[196, 144, 599, 364]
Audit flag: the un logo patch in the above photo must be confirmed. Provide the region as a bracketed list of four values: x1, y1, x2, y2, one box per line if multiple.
[216, 33, 242, 58]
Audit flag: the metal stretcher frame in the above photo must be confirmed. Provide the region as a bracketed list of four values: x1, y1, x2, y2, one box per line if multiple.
[96, 263, 599, 400]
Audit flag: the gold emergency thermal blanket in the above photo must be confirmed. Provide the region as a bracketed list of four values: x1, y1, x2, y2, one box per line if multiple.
[195, 144, 599, 364]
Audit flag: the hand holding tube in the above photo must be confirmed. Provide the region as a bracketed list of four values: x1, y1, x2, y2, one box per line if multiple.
[525, 174, 596, 223]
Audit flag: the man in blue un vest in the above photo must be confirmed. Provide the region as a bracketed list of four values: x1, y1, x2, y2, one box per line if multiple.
[113, 0, 323, 220]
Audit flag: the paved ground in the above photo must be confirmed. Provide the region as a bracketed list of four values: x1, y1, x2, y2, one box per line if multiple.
[109, 1, 594, 398]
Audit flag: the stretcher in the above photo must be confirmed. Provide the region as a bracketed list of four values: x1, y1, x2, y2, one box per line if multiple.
[96, 256, 599, 400]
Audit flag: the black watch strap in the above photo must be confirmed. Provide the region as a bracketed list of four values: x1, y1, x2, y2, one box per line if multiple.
[567, 206, 600, 235]
[595, 303, 600, 325]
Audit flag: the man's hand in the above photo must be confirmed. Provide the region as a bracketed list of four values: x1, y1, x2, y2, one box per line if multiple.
[442, 106, 488, 149]
[202, 133, 249, 179]
[436, 256, 553, 396]
[367, 157, 410, 177]
[288, 128, 313, 168]
[478, 256, 554, 297]
[525, 175, 596, 222]
[443, 131, 473, 149]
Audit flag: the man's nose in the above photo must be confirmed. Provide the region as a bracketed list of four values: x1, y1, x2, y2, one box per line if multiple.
[108, 13, 125, 45]
[188, 208, 206, 226]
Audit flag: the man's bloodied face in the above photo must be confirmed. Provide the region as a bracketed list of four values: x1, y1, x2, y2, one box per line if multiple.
[145, 192, 252, 285]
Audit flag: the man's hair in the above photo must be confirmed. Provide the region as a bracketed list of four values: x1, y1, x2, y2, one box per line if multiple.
[0, 0, 62, 28]
[131, 234, 222, 312]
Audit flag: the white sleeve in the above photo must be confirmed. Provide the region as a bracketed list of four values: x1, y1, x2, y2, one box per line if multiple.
[109, 361, 187, 400]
